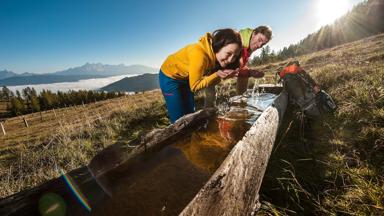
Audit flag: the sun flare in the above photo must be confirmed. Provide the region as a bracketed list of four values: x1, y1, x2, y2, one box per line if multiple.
[316, 0, 350, 27]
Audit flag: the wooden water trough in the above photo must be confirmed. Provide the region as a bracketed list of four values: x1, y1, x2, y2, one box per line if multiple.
[181, 89, 288, 215]
[0, 85, 287, 216]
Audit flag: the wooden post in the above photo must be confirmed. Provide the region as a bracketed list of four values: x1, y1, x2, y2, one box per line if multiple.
[40, 111, 43, 122]
[52, 108, 57, 118]
[23, 117, 29, 128]
[97, 112, 103, 121]
[1, 122, 5, 135]
[84, 113, 90, 127]
[180, 92, 288, 216]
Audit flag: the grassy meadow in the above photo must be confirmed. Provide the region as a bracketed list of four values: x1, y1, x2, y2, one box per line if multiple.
[0, 33, 383, 215]
[0, 91, 169, 198]
[255, 33, 384, 215]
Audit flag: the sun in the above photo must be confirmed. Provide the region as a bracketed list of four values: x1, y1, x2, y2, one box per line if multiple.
[316, 0, 350, 27]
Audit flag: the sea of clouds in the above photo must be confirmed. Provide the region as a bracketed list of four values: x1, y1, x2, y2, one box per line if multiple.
[7, 74, 138, 93]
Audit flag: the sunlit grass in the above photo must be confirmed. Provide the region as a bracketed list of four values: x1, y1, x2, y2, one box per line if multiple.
[0, 92, 169, 198]
[253, 33, 384, 215]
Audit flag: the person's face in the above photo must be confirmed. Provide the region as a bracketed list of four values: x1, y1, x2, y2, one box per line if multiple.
[249, 33, 268, 52]
[215, 43, 241, 68]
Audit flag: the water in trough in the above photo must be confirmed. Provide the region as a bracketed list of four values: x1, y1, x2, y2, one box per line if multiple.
[89, 92, 277, 215]
[13, 90, 278, 216]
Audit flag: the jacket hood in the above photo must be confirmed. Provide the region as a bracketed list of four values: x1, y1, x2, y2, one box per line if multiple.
[197, 33, 216, 67]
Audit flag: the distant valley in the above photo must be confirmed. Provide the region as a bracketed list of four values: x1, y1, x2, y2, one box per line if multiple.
[0, 63, 158, 86]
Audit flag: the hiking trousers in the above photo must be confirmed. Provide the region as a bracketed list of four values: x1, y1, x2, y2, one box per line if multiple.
[159, 70, 195, 123]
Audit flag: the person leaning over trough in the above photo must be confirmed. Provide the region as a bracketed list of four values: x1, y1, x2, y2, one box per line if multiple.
[159, 28, 242, 123]
[203, 26, 273, 107]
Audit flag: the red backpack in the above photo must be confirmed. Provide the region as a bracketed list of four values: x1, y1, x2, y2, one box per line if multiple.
[278, 61, 336, 118]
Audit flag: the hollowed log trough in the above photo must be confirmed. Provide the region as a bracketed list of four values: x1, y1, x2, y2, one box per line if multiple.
[0, 86, 287, 216]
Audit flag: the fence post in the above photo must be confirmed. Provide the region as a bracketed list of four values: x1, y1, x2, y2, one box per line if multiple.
[52, 108, 57, 118]
[1, 122, 5, 135]
[23, 117, 29, 128]
[84, 112, 91, 127]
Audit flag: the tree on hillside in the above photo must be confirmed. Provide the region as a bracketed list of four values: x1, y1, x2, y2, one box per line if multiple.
[39, 90, 57, 110]
[15, 90, 22, 100]
[1, 86, 13, 101]
[5, 87, 124, 117]
[273, 0, 384, 62]
[260, 45, 271, 62]
[30, 95, 40, 112]
[22, 87, 37, 110]
[9, 97, 25, 115]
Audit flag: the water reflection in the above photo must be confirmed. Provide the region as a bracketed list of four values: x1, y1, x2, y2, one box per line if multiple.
[91, 116, 250, 216]
[174, 119, 246, 173]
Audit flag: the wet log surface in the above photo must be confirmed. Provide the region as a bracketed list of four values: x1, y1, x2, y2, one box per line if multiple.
[0, 108, 216, 216]
[180, 91, 288, 216]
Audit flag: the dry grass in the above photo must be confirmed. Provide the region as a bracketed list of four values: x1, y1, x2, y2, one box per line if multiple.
[0, 91, 162, 159]
[1, 33, 383, 215]
[0, 90, 169, 198]
[255, 33, 384, 215]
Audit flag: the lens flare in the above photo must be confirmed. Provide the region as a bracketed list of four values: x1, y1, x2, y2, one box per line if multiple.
[60, 169, 92, 212]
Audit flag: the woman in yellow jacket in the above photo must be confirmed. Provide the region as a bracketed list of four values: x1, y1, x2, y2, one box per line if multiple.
[159, 29, 242, 123]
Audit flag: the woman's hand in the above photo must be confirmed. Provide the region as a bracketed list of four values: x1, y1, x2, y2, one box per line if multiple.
[217, 69, 239, 79]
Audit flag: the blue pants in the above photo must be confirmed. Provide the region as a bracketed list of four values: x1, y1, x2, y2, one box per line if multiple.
[159, 70, 195, 123]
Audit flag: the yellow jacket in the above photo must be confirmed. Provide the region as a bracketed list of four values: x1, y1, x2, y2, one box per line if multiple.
[160, 33, 220, 92]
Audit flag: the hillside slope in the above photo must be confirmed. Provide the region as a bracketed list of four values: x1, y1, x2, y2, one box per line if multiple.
[0, 90, 168, 198]
[0, 33, 383, 215]
[100, 73, 159, 92]
[252, 33, 384, 215]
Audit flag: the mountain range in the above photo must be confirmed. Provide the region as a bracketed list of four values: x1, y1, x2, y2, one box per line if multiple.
[0, 63, 158, 86]
[0, 70, 21, 80]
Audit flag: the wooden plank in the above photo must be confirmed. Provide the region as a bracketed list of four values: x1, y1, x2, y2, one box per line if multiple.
[1, 122, 5, 135]
[180, 91, 288, 216]
[23, 117, 29, 128]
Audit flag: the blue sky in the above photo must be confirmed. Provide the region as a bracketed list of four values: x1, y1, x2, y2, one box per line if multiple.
[0, 0, 363, 73]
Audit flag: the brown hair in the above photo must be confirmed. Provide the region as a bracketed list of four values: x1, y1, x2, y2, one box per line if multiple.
[211, 28, 242, 70]
[253, 25, 273, 41]
[211, 28, 242, 53]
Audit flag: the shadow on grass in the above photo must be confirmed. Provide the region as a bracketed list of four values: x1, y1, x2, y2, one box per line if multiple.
[259, 105, 335, 215]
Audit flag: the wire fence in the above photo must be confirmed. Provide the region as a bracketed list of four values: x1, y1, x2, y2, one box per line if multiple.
[0, 91, 163, 146]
